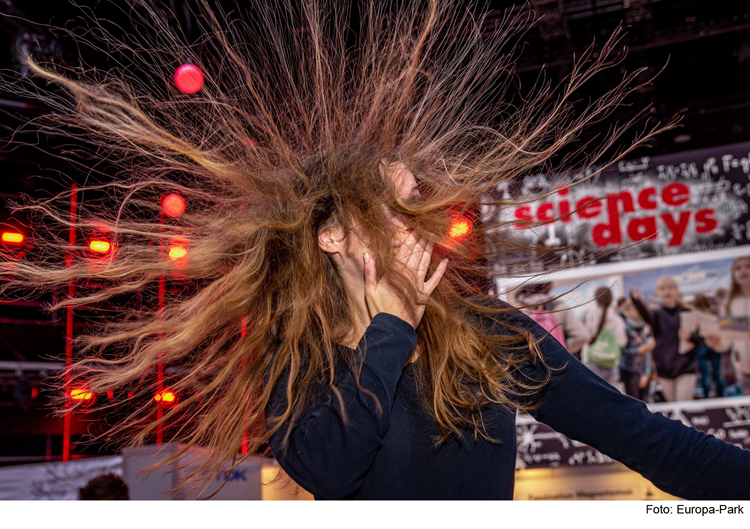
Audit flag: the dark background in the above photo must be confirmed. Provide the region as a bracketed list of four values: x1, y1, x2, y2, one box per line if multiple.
[0, 0, 748, 464]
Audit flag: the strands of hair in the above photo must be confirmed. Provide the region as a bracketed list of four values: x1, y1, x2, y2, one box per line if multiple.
[0, 0, 676, 495]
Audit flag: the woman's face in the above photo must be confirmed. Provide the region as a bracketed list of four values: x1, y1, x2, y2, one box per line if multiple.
[733, 258, 750, 289]
[655, 278, 679, 308]
[318, 162, 420, 277]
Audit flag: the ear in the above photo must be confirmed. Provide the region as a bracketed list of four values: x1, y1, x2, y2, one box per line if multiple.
[318, 224, 346, 254]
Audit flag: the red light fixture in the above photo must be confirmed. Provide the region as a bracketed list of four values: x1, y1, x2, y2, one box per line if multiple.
[70, 387, 95, 403]
[168, 244, 188, 261]
[448, 216, 473, 241]
[89, 240, 112, 254]
[154, 388, 178, 407]
[174, 63, 205, 94]
[162, 193, 186, 218]
[1, 232, 24, 244]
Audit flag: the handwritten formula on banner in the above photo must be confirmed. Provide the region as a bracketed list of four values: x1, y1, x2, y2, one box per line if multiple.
[515, 398, 750, 470]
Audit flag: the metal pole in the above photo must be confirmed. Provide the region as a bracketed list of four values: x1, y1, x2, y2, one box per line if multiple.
[63, 183, 77, 462]
[157, 209, 164, 444]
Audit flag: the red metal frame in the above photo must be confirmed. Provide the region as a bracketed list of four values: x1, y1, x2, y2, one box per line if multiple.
[63, 184, 77, 462]
[157, 209, 165, 444]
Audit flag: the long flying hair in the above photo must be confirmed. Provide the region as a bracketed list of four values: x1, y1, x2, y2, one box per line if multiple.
[0, 0, 673, 493]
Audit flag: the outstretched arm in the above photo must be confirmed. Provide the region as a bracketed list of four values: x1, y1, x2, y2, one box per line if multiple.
[630, 288, 655, 329]
[521, 314, 750, 500]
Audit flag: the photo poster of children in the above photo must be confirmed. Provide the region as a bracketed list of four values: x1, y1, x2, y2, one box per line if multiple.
[521, 255, 750, 402]
[621, 257, 744, 401]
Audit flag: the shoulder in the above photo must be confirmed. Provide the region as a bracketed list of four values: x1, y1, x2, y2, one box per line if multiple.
[464, 295, 538, 330]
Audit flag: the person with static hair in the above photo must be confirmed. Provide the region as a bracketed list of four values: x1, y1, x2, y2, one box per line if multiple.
[712, 257, 750, 395]
[2, 1, 749, 500]
[582, 287, 627, 387]
[616, 297, 656, 402]
[78, 474, 130, 501]
[631, 278, 701, 402]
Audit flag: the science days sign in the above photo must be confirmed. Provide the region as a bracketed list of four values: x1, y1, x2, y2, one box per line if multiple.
[485, 141, 750, 272]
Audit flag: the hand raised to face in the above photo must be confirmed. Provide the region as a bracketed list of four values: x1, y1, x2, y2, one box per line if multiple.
[362, 229, 448, 329]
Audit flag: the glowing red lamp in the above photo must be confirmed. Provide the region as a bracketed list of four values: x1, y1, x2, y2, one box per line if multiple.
[174, 64, 205, 94]
[70, 387, 94, 401]
[1, 232, 24, 244]
[162, 193, 186, 218]
[154, 388, 178, 407]
[168, 244, 188, 261]
[89, 240, 111, 254]
[448, 216, 473, 241]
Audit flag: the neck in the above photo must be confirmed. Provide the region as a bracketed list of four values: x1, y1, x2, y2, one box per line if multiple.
[740, 285, 750, 297]
[662, 301, 677, 309]
[340, 269, 371, 349]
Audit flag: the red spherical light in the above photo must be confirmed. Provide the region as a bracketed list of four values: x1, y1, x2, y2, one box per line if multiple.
[162, 193, 186, 218]
[174, 63, 205, 94]
[448, 216, 473, 241]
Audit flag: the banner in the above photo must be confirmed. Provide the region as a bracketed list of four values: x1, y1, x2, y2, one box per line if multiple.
[515, 396, 750, 470]
[0, 456, 123, 500]
[487, 141, 750, 273]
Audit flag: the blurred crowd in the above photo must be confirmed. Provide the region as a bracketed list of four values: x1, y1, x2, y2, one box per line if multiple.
[516, 256, 750, 402]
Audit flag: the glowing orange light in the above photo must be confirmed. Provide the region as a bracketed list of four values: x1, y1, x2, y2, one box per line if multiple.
[70, 388, 94, 401]
[162, 193, 186, 218]
[448, 217, 472, 241]
[2, 232, 24, 244]
[89, 240, 111, 254]
[154, 388, 178, 406]
[168, 244, 188, 261]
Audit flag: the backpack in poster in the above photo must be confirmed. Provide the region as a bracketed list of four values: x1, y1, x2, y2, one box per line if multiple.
[587, 328, 621, 369]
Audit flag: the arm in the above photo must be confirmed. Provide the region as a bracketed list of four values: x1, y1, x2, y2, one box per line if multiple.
[515, 313, 750, 500]
[707, 304, 733, 352]
[630, 290, 655, 329]
[637, 337, 655, 355]
[266, 313, 416, 499]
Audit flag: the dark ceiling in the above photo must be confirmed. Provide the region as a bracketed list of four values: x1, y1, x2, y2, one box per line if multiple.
[0, 0, 749, 197]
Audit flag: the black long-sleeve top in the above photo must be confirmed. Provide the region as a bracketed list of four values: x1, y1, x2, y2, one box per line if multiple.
[266, 309, 750, 500]
[630, 296, 698, 379]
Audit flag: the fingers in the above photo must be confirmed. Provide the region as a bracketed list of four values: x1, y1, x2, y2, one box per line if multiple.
[417, 240, 435, 281]
[384, 208, 409, 230]
[423, 258, 449, 296]
[407, 237, 427, 270]
[395, 229, 421, 264]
